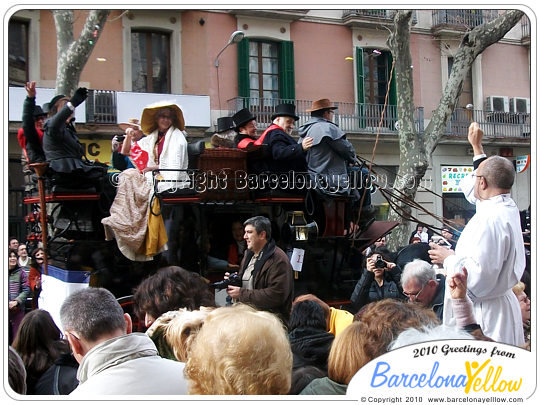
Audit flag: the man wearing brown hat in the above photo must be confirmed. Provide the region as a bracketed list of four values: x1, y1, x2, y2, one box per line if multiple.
[297, 98, 358, 196]
[258, 103, 313, 174]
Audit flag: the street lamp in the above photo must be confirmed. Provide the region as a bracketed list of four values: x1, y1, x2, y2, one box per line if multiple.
[214, 30, 245, 67]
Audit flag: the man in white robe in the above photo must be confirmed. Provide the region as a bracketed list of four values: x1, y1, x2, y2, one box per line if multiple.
[429, 122, 525, 346]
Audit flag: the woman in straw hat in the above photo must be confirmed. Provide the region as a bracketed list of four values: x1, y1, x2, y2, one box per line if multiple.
[136, 100, 189, 192]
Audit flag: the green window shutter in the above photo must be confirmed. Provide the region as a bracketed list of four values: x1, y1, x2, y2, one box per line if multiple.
[237, 38, 250, 99]
[356, 47, 365, 128]
[278, 41, 295, 101]
[356, 47, 365, 103]
[386, 51, 397, 106]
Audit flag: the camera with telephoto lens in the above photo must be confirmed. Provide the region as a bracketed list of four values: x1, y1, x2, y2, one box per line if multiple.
[375, 255, 386, 269]
[209, 273, 242, 290]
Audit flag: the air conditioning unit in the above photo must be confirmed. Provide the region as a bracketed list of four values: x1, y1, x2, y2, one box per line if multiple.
[485, 96, 510, 112]
[510, 97, 530, 113]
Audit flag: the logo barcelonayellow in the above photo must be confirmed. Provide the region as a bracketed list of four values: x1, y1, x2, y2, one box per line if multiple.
[347, 339, 534, 401]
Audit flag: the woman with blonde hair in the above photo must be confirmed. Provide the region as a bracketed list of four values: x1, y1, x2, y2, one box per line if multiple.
[184, 304, 292, 395]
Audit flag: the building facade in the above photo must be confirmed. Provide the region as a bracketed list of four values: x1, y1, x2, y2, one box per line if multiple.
[7, 8, 531, 240]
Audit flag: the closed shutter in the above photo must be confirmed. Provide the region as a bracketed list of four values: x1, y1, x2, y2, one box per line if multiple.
[356, 47, 365, 128]
[237, 37, 250, 100]
[278, 41, 295, 101]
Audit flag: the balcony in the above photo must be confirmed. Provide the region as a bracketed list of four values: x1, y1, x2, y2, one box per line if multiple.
[431, 10, 499, 36]
[342, 9, 417, 27]
[444, 108, 530, 138]
[227, 97, 425, 135]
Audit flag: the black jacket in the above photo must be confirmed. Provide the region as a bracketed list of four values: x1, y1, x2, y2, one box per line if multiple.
[350, 266, 404, 312]
[33, 353, 79, 395]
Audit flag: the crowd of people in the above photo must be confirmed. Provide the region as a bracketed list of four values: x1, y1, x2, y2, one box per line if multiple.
[10, 83, 532, 396]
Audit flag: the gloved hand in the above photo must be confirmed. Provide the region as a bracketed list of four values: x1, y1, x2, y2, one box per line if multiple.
[70, 87, 88, 107]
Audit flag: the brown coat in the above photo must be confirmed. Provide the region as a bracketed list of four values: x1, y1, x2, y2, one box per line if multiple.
[237, 240, 294, 324]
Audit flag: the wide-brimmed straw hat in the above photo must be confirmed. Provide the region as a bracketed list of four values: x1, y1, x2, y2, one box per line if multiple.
[118, 118, 142, 131]
[306, 98, 338, 112]
[141, 100, 185, 133]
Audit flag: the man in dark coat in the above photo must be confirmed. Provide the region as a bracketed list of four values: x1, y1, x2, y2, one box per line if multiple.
[260, 103, 313, 173]
[226, 216, 294, 324]
[43, 88, 106, 190]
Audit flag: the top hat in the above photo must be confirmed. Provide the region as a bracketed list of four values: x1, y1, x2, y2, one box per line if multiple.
[216, 116, 235, 133]
[33, 105, 47, 118]
[232, 108, 256, 130]
[140, 100, 185, 133]
[306, 98, 337, 112]
[271, 103, 299, 121]
[118, 118, 142, 131]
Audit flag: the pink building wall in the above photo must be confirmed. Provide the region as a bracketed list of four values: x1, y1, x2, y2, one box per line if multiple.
[481, 43, 530, 98]
[182, 11, 239, 109]
[291, 21, 355, 103]
[410, 33, 444, 116]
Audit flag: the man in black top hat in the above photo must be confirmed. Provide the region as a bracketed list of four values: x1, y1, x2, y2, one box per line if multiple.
[232, 108, 258, 148]
[259, 103, 313, 173]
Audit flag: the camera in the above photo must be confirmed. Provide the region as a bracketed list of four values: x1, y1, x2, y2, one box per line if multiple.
[375, 255, 386, 269]
[209, 273, 242, 290]
[116, 135, 125, 142]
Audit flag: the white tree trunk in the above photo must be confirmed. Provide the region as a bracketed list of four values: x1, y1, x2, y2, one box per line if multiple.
[52, 10, 111, 97]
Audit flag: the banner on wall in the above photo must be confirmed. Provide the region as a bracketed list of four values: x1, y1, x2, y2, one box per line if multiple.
[516, 155, 530, 173]
[441, 166, 473, 193]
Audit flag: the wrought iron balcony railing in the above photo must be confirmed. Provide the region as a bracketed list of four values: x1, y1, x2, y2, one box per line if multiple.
[432, 10, 499, 30]
[227, 97, 425, 135]
[444, 108, 530, 138]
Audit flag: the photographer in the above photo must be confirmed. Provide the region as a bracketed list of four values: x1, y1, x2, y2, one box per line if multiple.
[223, 216, 294, 324]
[350, 247, 404, 313]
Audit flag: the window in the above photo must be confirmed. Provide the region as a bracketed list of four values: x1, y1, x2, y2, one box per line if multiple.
[356, 47, 397, 129]
[131, 30, 171, 93]
[238, 38, 295, 104]
[8, 19, 28, 86]
[249, 41, 279, 104]
[358, 48, 396, 105]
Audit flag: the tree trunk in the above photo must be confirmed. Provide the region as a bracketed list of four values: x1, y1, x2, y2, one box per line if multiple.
[52, 10, 111, 97]
[384, 9, 524, 250]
